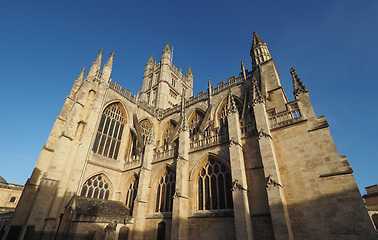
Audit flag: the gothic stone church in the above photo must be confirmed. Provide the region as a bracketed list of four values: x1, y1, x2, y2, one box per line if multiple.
[4, 33, 377, 240]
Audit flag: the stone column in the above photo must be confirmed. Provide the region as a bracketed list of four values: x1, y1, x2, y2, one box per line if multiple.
[226, 94, 254, 240]
[170, 122, 189, 240]
[253, 101, 294, 240]
[132, 131, 154, 240]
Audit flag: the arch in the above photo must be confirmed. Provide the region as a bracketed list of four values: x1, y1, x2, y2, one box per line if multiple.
[149, 163, 175, 188]
[92, 102, 127, 159]
[189, 153, 230, 181]
[161, 120, 178, 147]
[214, 94, 243, 130]
[79, 173, 114, 200]
[125, 174, 139, 215]
[102, 100, 128, 124]
[118, 226, 129, 240]
[197, 157, 233, 210]
[188, 108, 206, 137]
[155, 167, 176, 213]
[156, 221, 166, 240]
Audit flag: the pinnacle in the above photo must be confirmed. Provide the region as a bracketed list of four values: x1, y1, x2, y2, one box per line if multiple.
[290, 67, 308, 96]
[104, 51, 114, 67]
[163, 42, 171, 53]
[252, 32, 265, 47]
[147, 54, 153, 64]
[186, 65, 192, 76]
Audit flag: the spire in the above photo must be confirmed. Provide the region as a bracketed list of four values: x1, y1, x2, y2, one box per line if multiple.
[147, 54, 153, 65]
[69, 67, 85, 98]
[101, 51, 114, 82]
[290, 67, 308, 97]
[250, 32, 272, 68]
[104, 51, 114, 68]
[87, 49, 103, 79]
[163, 42, 171, 53]
[251, 77, 263, 106]
[252, 32, 265, 47]
[186, 66, 192, 77]
[208, 78, 212, 96]
[241, 61, 247, 80]
[226, 89, 237, 116]
[77, 67, 85, 81]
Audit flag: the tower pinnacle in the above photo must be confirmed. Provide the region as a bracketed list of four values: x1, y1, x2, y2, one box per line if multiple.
[290, 67, 308, 97]
[86, 49, 103, 79]
[250, 32, 272, 69]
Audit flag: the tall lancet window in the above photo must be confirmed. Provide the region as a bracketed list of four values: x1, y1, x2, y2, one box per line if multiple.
[92, 103, 125, 160]
[80, 174, 110, 200]
[189, 110, 204, 137]
[127, 119, 152, 160]
[125, 175, 139, 215]
[162, 121, 177, 147]
[198, 158, 233, 210]
[219, 98, 243, 132]
[155, 168, 176, 212]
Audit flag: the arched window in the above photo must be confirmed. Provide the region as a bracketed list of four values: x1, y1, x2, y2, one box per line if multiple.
[162, 121, 177, 147]
[189, 110, 205, 137]
[198, 158, 233, 210]
[80, 174, 110, 200]
[155, 168, 176, 212]
[127, 119, 152, 160]
[93, 103, 125, 160]
[219, 97, 243, 132]
[125, 176, 139, 215]
[139, 119, 152, 144]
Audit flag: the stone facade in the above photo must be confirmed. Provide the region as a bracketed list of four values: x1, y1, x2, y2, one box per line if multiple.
[3, 32, 377, 240]
[0, 177, 24, 239]
[363, 184, 378, 231]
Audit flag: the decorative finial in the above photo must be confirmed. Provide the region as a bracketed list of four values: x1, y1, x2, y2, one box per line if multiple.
[226, 89, 237, 116]
[251, 77, 263, 106]
[252, 32, 265, 48]
[78, 67, 85, 81]
[147, 54, 153, 64]
[104, 51, 114, 68]
[290, 67, 308, 97]
[186, 65, 192, 77]
[163, 42, 171, 53]
[92, 49, 103, 66]
[180, 92, 188, 132]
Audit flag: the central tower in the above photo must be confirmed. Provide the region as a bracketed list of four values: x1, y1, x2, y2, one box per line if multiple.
[140, 43, 193, 109]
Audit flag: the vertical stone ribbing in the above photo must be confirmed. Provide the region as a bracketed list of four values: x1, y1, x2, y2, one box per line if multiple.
[171, 107, 189, 240]
[132, 131, 154, 240]
[226, 94, 254, 240]
[253, 101, 294, 240]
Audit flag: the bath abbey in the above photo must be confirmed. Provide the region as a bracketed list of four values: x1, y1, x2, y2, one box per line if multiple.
[3, 32, 377, 240]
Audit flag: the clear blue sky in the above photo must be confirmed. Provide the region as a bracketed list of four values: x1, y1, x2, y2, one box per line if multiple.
[0, 1, 377, 194]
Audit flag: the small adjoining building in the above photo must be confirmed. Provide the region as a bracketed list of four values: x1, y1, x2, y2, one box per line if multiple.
[0, 177, 24, 239]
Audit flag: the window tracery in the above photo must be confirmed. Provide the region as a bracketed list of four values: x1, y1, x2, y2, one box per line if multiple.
[189, 110, 205, 137]
[155, 168, 176, 212]
[198, 158, 233, 210]
[162, 121, 177, 147]
[127, 119, 152, 160]
[80, 174, 110, 200]
[92, 103, 125, 160]
[219, 98, 243, 132]
[125, 176, 139, 215]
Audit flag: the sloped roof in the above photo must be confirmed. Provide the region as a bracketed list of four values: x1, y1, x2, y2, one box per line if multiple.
[69, 196, 130, 217]
[0, 176, 7, 184]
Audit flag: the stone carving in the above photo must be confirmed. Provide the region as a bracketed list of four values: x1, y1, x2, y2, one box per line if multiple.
[265, 176, 283, 188]
[290, 67, 308, 97]
[104, 221, 117, 240]
[228, 138, 242, 148]
[257, 129, 271, 140]
[251, 77, 263, 106]
[226, 89, 238, 116]
[231, 180, 248, 192]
